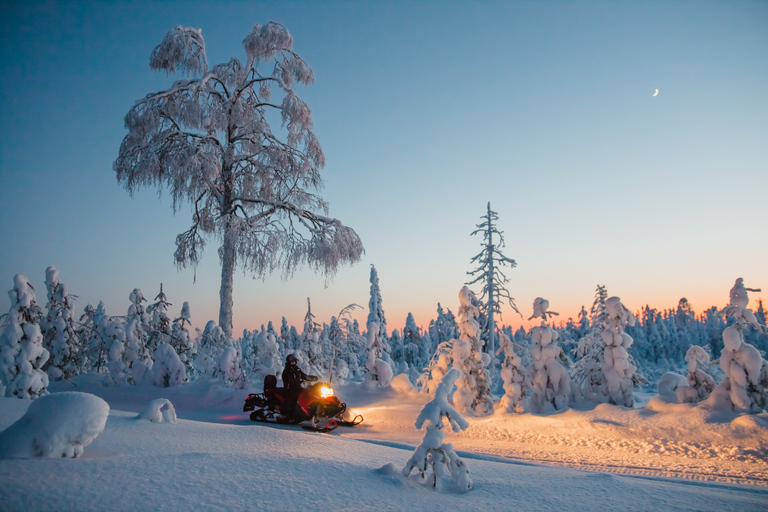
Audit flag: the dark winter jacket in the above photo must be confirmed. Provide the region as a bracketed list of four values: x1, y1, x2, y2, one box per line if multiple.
[281, 364, 312, 400]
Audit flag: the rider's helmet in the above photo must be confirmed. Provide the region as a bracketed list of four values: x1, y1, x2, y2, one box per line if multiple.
[286, 353, 298, 365]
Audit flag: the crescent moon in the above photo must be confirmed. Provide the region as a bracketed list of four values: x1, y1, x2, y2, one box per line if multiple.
[653, 89, 659, 97]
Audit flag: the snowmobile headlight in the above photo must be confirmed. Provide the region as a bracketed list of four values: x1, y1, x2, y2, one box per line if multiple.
[320, 386, 334, 398]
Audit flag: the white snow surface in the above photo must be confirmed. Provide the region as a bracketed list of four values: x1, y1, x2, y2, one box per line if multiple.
[0, 376, 767, 511]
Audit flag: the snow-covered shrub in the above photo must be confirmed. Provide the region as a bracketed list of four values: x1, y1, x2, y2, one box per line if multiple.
[137, 398, 177, 423]
[657, 372, 688, 403]
[0, 392, 108, 458]
[402, 368, 472, 492]
[41, 267, 81, 380]
[528, 298, 571, 413]
[711, 279, 768, 413]
[676, 346, 716, 403]
[0, 275, 49, 399]
[152, 342, 187, 387]
[496, 331, 530, 413]
[451, 286, 493, 416]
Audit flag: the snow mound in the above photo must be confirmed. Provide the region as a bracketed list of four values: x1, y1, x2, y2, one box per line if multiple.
[0, 392, 108, 459]
[137, 398, 177, 423]
[390, 373, 414, 394]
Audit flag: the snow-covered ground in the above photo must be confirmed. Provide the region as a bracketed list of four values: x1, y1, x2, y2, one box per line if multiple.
[1, 376, 767, 511]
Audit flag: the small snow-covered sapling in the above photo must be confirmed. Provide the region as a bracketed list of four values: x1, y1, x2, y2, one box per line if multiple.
[402, 368, 472, 491]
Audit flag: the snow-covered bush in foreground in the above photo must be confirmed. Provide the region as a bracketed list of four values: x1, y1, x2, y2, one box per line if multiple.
[0, 392, 108, 458]
[528, 298, 571, 413]
[495, 331, 530, 413]
[137, 398, 177, 423]
[711, 279, 767, 413]
[0, 275, 49, 399]
[402, 368, 472, 492]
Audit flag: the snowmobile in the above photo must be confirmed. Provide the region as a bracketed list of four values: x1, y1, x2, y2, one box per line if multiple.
[243, 375, 364, 432]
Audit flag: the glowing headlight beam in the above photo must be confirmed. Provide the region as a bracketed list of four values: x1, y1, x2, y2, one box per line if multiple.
[320, 386, 334, 398]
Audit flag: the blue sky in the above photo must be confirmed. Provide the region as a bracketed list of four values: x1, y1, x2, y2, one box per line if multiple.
[1, 0, 766, 335]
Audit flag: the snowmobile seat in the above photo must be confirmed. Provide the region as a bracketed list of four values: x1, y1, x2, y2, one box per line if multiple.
[263, 374, 288, 403]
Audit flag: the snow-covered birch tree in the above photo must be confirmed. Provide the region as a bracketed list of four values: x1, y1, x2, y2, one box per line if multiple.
[466, 202, 519, 372]
[114, 22, 364, 339]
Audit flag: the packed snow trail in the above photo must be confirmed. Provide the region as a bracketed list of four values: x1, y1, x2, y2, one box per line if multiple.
[341, 388, 768, 487]
[1, 397, 767, 512]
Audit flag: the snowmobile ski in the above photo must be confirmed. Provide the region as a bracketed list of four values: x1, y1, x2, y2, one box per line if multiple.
[301, 419, 338, 433]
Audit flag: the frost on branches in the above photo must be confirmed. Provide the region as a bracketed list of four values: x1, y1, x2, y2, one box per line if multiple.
[712, 279, 767, 413]
[528, 298, 571, 413]
[0, 275, 49, 399]
[573, 295, 640, 407]
[402, 368, 472, 492]
[114, 22, 364, 339]
[451, 286, 493, 416]
[495, 331, 530, 413]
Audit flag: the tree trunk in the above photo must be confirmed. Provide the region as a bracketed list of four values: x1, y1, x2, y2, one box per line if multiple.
[219, 224, 236, 339]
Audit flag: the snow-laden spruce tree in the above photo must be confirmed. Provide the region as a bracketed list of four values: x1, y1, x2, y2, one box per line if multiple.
[713, 278, 767, 413]
[429, 303, 458, 347]
[495, 331, 530, 413]
[171, 301, 195, 376]
[466, 202, 519, 372]
[327, 305, 364, 383]
[590, 285, 608, 327]
[573, 296, 639, 407]
[196, 320, 225, 378]
[451, 286, 493, 416]
[124, 289, 152, 383]
[528, 298, 571, 413]
[366, 322, 394, 387]
[365, 266, 393, 385]
[300, 298, 323, 375]
[676, 345, 716, 404]
[403, 312, 426, 381]
[114, 22, 364, 339]
[402, 368, 472, 492]
[41, 267, 81, 380]
[151, 342, 187, 387]
[0, 275, 49, 399]
[147, 284, 173, 350]
[105, 314, 130, 386]
[253, 329, 282, 378]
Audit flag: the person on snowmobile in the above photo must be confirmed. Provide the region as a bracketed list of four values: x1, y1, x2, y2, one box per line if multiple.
[281, 353, 317, 416]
